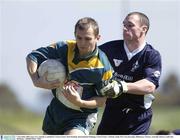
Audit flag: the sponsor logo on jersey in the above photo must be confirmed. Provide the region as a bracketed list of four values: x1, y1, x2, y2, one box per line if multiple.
[114, 72, 133, 81]
[113, 59, 123, 67]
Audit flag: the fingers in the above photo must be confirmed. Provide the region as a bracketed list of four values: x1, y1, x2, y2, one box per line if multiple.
[63, 84, 75, 93]
[62, 85, 74, 99]
[37, 71, 64, 89]
[70, 80, 79, 86]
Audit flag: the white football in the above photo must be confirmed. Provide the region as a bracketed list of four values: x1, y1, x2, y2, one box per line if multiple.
[38, 59, 66, 83]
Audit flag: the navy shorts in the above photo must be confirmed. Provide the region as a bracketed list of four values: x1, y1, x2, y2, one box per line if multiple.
[42, 98, 97, 135]
[97, 106, 152, 135]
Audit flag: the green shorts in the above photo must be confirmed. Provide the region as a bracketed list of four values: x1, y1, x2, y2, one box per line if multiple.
[42, 98, 97, 135]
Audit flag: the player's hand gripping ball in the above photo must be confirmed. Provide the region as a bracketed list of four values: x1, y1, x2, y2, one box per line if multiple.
[63, 80, 83, 97]
[38, 59, 66, 84]
[56, 80, 83, 111]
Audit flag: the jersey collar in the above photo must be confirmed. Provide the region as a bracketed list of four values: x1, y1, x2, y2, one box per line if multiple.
[72, 45, 98, 64]
[124, 41, 146, 60]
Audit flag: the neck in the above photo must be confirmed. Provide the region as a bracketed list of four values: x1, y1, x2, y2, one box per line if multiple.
[125, 38, 145, 52]
[78, 47, 97, 59]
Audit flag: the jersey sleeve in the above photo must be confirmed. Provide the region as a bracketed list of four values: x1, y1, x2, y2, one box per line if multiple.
[144, 50, 162, 88]
[100, 49, 114, 80]
[26, 41, 68, 67]
[95, 49, 114, 96]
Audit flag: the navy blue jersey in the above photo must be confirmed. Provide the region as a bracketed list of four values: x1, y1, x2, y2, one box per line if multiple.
[99, 40, 162, 110]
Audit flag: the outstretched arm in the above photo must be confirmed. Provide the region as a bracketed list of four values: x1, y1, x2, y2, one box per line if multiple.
[100, 78, 156, 98]
[126, 79, 156, 95]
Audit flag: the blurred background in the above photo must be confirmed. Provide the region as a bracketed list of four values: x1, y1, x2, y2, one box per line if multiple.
[0, 0, 180, 135]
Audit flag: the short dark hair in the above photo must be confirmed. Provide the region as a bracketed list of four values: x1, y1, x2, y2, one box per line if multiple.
[74, 17, 99, 36]
[127, 12, 150, 34]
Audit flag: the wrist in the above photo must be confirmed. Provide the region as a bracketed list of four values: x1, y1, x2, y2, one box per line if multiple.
[78, 99, 85, 108]
[121, 81, 128, 93]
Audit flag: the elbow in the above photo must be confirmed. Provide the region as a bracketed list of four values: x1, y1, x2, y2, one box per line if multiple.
[26, 55, 31, 63]
[146, 84, 156, 94]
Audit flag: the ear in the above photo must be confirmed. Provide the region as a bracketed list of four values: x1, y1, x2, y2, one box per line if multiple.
[96, 34, 101, 40]
[142, 26, 148, 33]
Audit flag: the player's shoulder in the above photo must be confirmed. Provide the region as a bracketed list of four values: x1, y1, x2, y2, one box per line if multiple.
[97, 47, 112, 66]
[98, 47, 109, 59]
[99, 40, 123, 49]
[145, 43, 161, 56]
[56, 40, 76, 48]
[55, 40, 76, 54]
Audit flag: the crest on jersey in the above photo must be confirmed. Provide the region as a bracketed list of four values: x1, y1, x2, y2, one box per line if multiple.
[113, 59, 123, 67]
[153, 71, 161, 78]
[131, 60, 140, 72]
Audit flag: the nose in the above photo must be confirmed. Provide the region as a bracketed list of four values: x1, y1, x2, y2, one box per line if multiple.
[80, 39, 86, 46]
[123, 25, 128, 31]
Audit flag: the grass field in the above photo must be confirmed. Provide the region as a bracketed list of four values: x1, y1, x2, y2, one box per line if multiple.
[150, 105, 180, 134]
[0, 110, 42, 134]
[0, 105, 180, 135]
[91, 105, 180, 135]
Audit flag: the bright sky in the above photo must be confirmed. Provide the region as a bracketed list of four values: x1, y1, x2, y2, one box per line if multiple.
[0, 0, 180, 112]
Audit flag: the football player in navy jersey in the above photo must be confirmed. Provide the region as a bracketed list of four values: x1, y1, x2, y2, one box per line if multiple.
[26, 17, 114, 135]
[97, 12, 162, 135]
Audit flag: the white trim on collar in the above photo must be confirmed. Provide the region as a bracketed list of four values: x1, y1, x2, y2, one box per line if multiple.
[124, 41, 146, 60]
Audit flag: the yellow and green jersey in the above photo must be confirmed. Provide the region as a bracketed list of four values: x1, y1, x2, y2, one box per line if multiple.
[27, 40, 113, 112]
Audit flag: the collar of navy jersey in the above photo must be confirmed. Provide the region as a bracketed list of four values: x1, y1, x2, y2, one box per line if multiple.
[124, 41, 146, 61]
[72, 44, 98, 64]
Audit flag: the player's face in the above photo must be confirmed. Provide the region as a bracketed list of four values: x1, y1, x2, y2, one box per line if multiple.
[75, 27, 100, 57]
[123, 14, 146, 42]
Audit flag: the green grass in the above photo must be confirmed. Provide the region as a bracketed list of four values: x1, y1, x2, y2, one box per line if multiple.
[0, 106, 180, 135]
[0, 110, 43, 134]
[91, 106, 180, 135]
[150, 105, 180, 134]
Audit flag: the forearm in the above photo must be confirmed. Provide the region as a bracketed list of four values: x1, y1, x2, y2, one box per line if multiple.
[99, 78, 156, 98]
[127, 79, 156, 95]
[26, 57, 39, 86]
[63, 82, 107, 109]
[76, 96, 107, 109]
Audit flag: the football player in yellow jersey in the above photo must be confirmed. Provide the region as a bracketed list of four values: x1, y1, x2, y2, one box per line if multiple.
[26, 17, 114, 135]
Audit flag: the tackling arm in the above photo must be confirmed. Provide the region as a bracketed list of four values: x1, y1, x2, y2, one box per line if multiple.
[126, 79, 156, 95]
[99, 78, 156, 97]
[99, 80, 128, 98]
